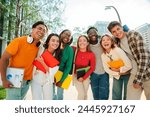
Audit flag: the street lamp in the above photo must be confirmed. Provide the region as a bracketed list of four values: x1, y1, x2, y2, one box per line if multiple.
[105, 6, 122, 24]
[105, 6, 129, 32]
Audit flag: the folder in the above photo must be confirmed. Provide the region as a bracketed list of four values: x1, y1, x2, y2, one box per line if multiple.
[33, 50, 59, 73]
[107, 59, 124, 69]
[54, 70, 72, 89]
[6, 67, 24, 88]
[33, 60, 46, 73]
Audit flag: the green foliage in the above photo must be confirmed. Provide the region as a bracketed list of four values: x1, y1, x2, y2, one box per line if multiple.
[0, 87, 6, 100]
[72, 27, 87, 46]
[0, 0, 66, 41]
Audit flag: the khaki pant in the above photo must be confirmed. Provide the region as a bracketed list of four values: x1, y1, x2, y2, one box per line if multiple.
[73, 77, 90, 100]
[127, 74, 150, 100]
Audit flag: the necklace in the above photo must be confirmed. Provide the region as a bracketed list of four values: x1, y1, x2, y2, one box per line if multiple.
[107, 55, 113, 61]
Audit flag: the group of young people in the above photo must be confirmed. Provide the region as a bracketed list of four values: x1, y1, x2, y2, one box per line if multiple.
[0, 20, 150, 100]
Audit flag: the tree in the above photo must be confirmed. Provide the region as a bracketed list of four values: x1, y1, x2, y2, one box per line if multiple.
[16, 0, 66, 36]
[0, 0, 7, 36]
[73, 26, 86, 45]
[7, 0, 15, 41]
[0, 0, 7, 57]
[0, 0, 67, 57]
[35, 0, 66, 33]
[0, 0, 66, 39]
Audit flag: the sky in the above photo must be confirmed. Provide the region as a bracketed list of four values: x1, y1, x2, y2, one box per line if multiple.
[64, 0, 150, 31]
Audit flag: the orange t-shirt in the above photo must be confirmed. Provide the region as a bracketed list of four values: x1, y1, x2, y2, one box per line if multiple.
[6, 36, 39, 80]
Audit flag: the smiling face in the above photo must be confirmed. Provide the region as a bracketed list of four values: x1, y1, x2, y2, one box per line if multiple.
[31, 24, 47, 41]
[101, 36, 112, 51]
[78, 36, 89, 50]
[60, 30, 72, 44]
[100, 34, 116, 53]
[110, 25, 126, 39]
[87, 29, 98, 43]
[48, 35, 60, 51]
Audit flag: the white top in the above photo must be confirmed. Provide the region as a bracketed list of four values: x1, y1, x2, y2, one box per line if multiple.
[101, 47, 132, 79]
[32, 46, 58, 84]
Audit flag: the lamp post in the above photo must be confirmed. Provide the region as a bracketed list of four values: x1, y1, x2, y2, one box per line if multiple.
[105, 6, 122, 24]
[105, 6, 129, 32]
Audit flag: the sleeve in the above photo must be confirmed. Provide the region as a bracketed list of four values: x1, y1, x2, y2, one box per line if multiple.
[83, 52, 96, 80]
[101, 54, 119, 76]
[116, 47, 132, 73]
[133, 32, 149, 83]
[37, 46, 44, 57]
[60, 46, 74, 83]
[6, 38, 20, 56]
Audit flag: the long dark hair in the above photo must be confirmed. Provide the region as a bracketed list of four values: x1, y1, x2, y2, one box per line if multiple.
[59, 29, 73, 45]
[43, 33, 60, 59]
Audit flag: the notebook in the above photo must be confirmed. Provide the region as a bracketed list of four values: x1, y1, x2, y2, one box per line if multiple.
[6, 67, 24, 88]
[76, 66, 90, 79]
[54, 70, 72, 89]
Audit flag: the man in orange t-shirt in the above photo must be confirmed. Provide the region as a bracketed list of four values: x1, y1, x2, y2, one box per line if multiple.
[0, 21, 47, 100]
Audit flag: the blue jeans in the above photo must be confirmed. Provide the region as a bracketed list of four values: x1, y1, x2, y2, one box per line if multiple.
[6, 80, 30, 100]
[90, 72, 109, 100]
[53, 84, 64, 100]
[112, 74, 130, 100]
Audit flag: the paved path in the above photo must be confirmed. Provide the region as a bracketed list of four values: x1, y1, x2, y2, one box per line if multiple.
[26, 78, 146, 100]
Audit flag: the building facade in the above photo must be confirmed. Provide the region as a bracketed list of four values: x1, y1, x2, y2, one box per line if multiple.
[135, 23, 150, 51]
[94, 21, 110, 36]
